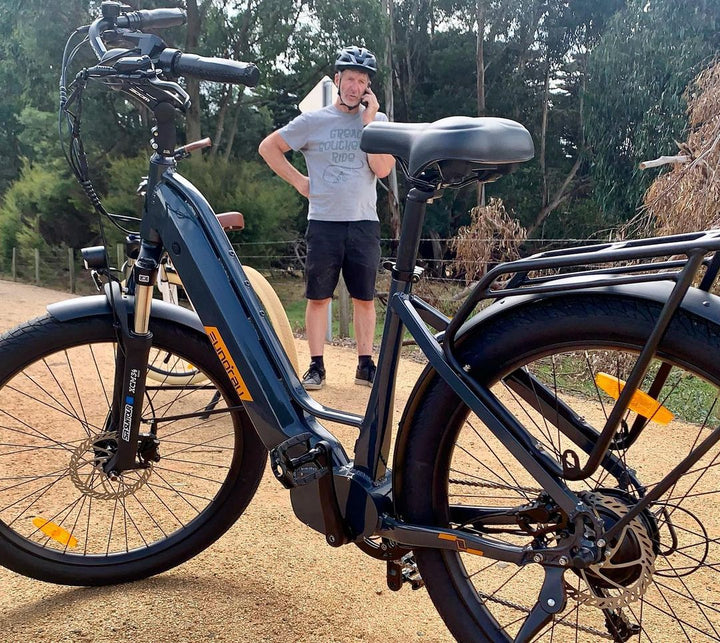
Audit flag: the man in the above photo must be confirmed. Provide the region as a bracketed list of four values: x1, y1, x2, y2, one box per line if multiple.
[258, 46, 395, 390]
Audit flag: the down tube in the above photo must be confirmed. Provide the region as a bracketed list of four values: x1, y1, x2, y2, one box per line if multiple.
[149, 175, 348, 460]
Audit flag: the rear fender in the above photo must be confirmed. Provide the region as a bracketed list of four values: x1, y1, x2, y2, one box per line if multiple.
[392, 280, 720, 503]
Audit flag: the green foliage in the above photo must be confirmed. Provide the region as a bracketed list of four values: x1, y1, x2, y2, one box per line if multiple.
[1, 0, 716, 273]
[586, 0, 720, 221]
[102, 152, 303, 254]
[0, 159, 98, 267]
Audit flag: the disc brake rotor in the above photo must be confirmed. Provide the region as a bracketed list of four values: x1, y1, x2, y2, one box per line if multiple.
[69, 431, 152, 500]
[567, 490, 656, 610]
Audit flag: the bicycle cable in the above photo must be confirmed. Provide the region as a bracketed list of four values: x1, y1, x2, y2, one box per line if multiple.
[59, 28, 143, 238]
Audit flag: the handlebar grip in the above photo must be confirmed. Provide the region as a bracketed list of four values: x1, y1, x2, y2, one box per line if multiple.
[116, 8, 187, 30]
[172, 52, 260, 87]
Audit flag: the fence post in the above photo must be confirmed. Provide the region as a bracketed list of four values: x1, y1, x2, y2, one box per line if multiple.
[117, 244, 124, 271]
[68, 247, 76, 293]
[12, 247, 16, 281]
[35, 248, 40, 285]
[338, 274, 350, 338]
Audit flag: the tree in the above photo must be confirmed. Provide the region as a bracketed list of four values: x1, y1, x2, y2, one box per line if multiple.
[639, 59, 720, 236]
[585, 0, 720, 223]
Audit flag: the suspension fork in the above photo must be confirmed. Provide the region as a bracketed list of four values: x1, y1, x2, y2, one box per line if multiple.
[103, 102, 178, 474]
[103, 240, 163, 475]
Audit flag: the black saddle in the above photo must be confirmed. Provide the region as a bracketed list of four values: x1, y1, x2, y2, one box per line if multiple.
[361, 116, 534, 185]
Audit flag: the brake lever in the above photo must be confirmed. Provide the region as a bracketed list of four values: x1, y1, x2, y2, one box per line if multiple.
[174, 138, 213, 161]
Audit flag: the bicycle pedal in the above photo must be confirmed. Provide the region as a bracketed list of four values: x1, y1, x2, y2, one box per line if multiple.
[387, 553, 424, 591]
[270, 433, 330, 489]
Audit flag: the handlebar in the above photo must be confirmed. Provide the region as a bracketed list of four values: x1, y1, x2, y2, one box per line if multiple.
[158, 50, 260, 87]
[116, 8, 187, 30]
[86, 3, 259, 87]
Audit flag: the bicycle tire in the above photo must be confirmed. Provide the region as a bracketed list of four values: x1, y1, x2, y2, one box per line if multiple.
[244, 266, 300, 375]
[0, 313, 266, 585]
[398, 293, 720, 641]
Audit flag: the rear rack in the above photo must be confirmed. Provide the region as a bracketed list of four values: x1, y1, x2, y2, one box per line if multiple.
[466, 229, 720, 307]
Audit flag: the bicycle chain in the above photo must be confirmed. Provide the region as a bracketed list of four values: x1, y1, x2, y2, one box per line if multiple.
[477, 591, 613, 639]
[449, 477, 541, 494]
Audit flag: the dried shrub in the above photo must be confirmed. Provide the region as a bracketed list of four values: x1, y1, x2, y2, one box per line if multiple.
[449, 198, 527, 284]
[639, 59, 720, 235]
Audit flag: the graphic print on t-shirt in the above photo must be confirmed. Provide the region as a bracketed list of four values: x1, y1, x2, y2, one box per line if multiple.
[318, 126, 365, 184]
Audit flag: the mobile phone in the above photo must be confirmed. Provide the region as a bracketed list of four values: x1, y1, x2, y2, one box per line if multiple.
[361, 84, 371, 107]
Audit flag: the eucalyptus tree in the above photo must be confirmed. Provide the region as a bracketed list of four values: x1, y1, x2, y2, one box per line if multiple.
[585, 0, 720, 224]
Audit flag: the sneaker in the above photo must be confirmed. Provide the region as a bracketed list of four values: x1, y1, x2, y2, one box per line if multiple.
[354, 359, 376, 387]
[302, 363, 326, 390]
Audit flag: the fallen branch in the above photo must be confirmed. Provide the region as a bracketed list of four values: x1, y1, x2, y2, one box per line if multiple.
[639, 155, 690, 170]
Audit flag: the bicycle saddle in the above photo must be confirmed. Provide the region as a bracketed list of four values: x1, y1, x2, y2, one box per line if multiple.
[361, 116, 534, 183]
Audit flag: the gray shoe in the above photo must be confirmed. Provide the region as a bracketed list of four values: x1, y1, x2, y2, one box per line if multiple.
[354, 359, 376, 387]
[302, 363, 326, 390]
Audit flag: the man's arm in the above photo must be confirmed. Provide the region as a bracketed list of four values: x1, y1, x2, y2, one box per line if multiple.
[360, 88, 395, 179]
[367, 152, 395, 179]
[258, 131, 310, 198]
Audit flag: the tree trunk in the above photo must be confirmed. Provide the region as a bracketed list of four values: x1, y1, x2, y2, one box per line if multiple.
[475, 0, 485, 116]
[428, 229, 444, 277]
[540, 62, 549, 208]
[527, 155, 582, 236]
[222, 93, 245, 162]
[527, 58, 587, 237]
[382, 0, 401, 240]
[475, 0, 486, 206]
[211, 86, 232, 157]
[185, 0, 202, 143]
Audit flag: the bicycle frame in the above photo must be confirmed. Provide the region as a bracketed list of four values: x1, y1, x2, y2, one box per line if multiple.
[100, 106, 576, 565]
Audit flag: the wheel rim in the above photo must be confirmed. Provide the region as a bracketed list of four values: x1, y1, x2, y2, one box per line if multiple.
[443, 346, 720, 641]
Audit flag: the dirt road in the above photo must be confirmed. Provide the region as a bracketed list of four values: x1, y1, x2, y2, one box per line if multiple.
[0, 280, 452, 643]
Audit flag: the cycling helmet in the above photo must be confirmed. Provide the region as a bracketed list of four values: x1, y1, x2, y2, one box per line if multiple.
[334, 46, 377, 78]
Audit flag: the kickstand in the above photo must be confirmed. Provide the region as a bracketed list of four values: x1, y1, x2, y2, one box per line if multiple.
[199, 390, 222, 419]
[514, 566, 567, 643]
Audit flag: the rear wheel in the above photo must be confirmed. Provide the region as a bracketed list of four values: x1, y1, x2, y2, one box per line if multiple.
[399, 294, 720, 641]
[0, 313, 266, 585]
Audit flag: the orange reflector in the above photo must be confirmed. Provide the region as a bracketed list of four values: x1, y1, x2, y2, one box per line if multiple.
[595, 372, 674, 425]
[32, 517, 78, 548]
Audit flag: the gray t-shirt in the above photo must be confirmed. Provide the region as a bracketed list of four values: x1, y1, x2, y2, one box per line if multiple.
[279, 105, 388, 222]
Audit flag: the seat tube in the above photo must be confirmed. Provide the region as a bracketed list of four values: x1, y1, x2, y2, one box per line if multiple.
[354, 186, 435, 480]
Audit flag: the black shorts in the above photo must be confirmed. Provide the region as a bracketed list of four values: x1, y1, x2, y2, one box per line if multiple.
[305, 220, 381, 301]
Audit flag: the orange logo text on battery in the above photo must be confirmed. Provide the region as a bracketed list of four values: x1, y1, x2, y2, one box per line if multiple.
[205, 326, 253, 401]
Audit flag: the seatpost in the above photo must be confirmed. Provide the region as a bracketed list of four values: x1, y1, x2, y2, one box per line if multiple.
[393, 187, 436, 283]
[354, 186, 436, 481]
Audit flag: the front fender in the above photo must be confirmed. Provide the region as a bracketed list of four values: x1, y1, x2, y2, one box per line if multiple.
[392, 280, 720, 500]
[47, 293, 205, 334]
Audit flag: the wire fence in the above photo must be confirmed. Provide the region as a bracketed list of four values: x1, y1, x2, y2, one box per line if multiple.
[0, 236, 599, 314]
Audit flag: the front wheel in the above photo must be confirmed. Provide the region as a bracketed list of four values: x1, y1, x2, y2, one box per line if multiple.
[398, 294, 720, 641]
[0, 313, 266, 585]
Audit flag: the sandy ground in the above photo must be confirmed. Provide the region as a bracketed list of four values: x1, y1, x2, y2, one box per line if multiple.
[0, 280, 452, 643]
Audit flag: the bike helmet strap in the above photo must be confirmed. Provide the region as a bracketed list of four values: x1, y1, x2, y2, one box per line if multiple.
[334, 46, 377, 78]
